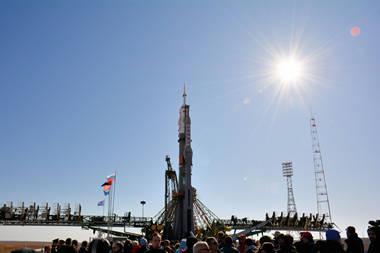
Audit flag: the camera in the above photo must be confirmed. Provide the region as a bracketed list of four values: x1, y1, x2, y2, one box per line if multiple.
[368, 220, 380, 227]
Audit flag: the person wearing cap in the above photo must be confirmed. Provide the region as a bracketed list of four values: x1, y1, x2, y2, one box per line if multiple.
[316, 229, 344, 253]
[345, 226, 364, 253]
[294, 232, 316, 253]
[136, 238, 148, 253]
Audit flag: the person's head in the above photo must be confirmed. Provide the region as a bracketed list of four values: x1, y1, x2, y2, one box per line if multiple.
[151, 232, 162, 249]
[277, 234, 285, 245]
[66, 238, 72, 246]
[283, 234, 293, 245]
[163, 240, 170, 248]
[273, 231, 281, 240]
[368, 227, 379, 242]
[259, 236, 272, 246]
[244, 238, 255, 247]
[193, 242, 209, 253]
[123, 239, 133, 252]
[206, 237, 218, 253]
[89, 239, 111, 253]
[300, 232, 313, 244]
[224, 236, 233, 246]
[174, 243, 180, 250]
[261, 242, 274, 253]
[179, 239, 187, 251]
[81, 241, 88, 248]
[72, 240, 78, 247]
[52, 239, 59, 246]
[139, 238, 148, 247]
[58, 240, 65, 248]
[346, 226, 356, 238]
[112, 241, 124, 253]
[217, 232, 225, 240]
[44, 245, 51, 253]
[187, 236, 198, 250]
[326, 229, 340, 242]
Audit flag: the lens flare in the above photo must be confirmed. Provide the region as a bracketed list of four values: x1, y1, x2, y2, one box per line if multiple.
[275, 57, 303, 83]
[350, 27, 360, 36]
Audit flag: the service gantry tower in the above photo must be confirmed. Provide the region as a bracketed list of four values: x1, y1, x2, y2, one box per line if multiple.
[310, 116, 332, 223]
[282, 162, 297, 216]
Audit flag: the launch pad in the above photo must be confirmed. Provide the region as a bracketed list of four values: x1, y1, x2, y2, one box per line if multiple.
[0, 88, 334, 240]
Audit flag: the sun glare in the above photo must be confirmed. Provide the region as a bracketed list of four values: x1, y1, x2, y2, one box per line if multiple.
[275, 57, 303, 83]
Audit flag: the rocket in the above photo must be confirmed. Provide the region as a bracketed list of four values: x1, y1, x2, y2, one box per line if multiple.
[174, 84, 194, 238]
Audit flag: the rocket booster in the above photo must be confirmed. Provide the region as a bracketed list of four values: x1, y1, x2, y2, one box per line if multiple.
[175, 84, 194, 237]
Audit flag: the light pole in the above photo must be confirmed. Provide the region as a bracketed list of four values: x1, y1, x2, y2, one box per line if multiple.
[140, 200, 146, 219]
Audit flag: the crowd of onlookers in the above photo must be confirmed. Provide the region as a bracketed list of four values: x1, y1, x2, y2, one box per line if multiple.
[37, 224, 379, 253]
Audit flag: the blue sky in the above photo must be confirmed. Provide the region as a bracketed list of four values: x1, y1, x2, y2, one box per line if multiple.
[1, 1, 379, 241]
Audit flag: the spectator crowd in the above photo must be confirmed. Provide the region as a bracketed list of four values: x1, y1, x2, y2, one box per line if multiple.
[36, 224, 379, 253]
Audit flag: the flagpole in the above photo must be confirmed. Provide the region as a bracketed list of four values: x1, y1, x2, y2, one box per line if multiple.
[102, 198, 105, 217]
[108, 184, 111, 239]
[112, 171, 116, 224]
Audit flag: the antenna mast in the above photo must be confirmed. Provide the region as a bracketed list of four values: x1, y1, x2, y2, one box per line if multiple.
[310, 116, 332, 223]
[282, 162, 297, 216]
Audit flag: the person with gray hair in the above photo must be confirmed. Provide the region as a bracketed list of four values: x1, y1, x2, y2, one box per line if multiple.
[193, 242, 210, 253]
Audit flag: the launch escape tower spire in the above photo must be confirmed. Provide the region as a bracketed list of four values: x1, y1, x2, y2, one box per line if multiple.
[310, 117, 332, 223]
[282, 162, 297, 216]
[174, 84, 194, 238]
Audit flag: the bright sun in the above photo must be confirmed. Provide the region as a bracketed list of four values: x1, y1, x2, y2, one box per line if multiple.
[275, 57, 303, 83]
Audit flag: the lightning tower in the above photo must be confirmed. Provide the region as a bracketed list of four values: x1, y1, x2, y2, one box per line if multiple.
[282, 162, 297, 216]
[174, 84, 194, 238]
[310, 116, 332, 223]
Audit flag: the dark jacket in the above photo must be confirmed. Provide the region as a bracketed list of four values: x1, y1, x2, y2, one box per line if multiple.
[294, 241, 316, 253]
[220, 245, 239, 253]
[136, 246, 148, 253]
[368, 240, 380, 253]
[278, 244, 297, 253]
[59, 246, 76, 253]
[345, 233, 364, 253]
[316, 240, 345, 253]
[145, 247, 166, 253]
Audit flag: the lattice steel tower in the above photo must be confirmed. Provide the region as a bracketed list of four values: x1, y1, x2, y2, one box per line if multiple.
[310, 116, 332, 223]
[282, 162, 297, 216]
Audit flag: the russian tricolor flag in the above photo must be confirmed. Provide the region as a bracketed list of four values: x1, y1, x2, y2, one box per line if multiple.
[107, 172, 116, 182]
